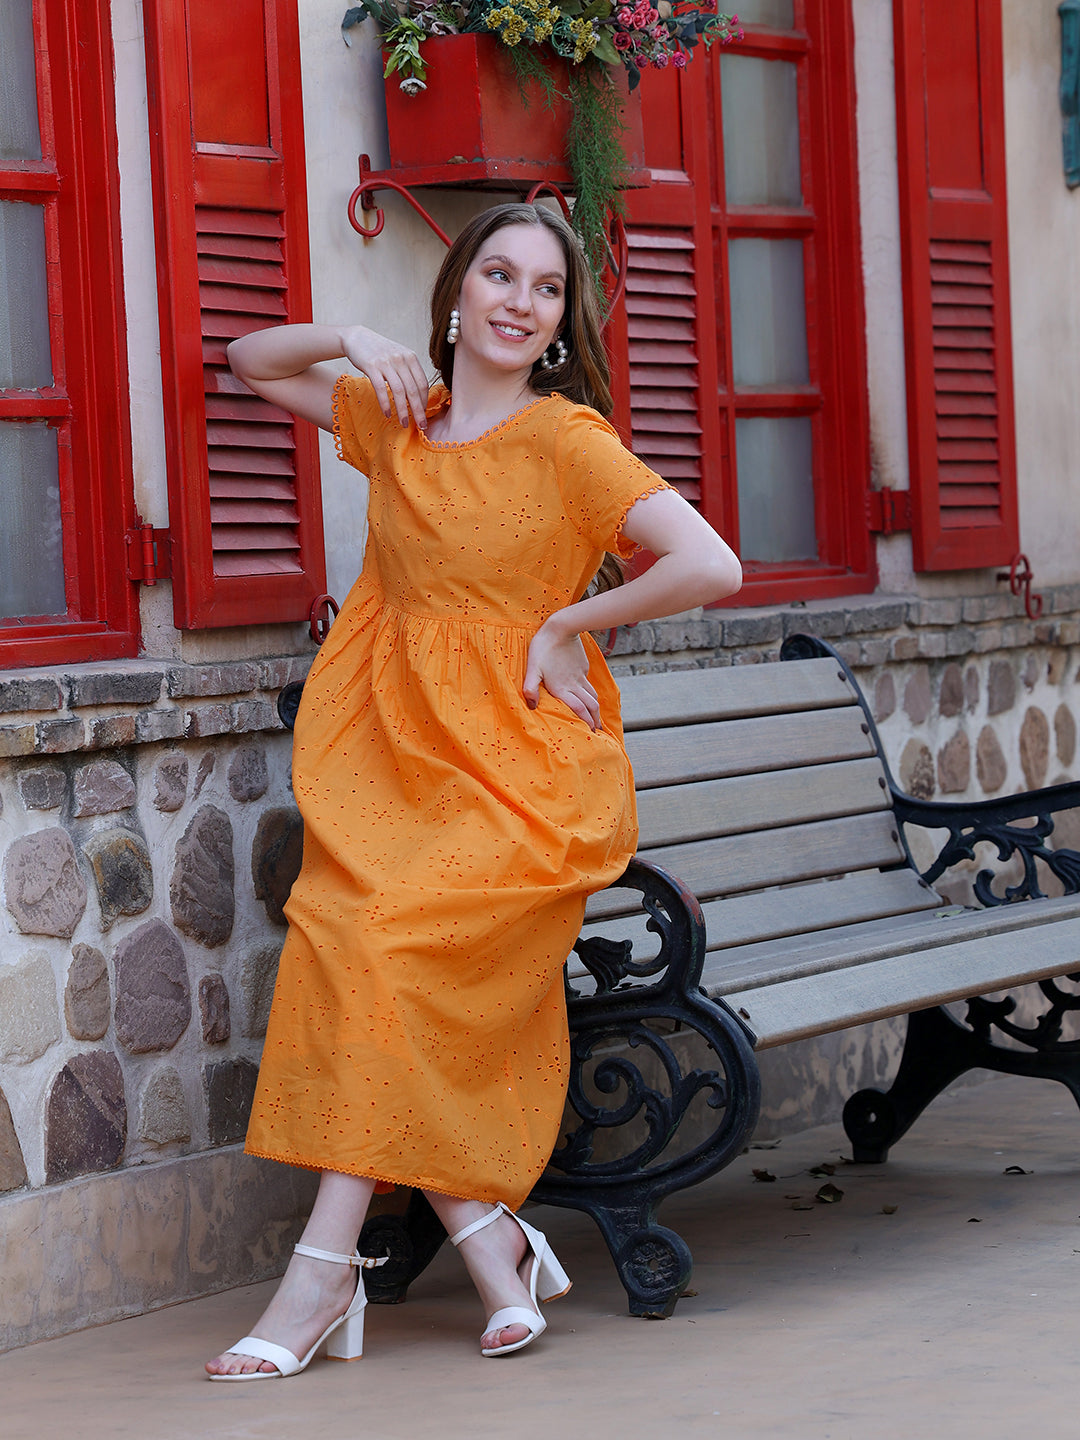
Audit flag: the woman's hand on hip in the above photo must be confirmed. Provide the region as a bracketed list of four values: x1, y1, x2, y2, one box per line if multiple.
[523, 621, 601, 731]
[341, 325, 430, 429]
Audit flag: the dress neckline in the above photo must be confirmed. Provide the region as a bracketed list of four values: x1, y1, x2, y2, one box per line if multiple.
[419, 388, 556, 451]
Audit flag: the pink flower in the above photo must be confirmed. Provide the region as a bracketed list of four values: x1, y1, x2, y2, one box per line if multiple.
[645, 7, 659, 23]
[614, 28, 633, 47]
[632, 10, 650, 27]
[652, 50, 669, 66]
[673, 50, 687, 67]
[617, 6, 633, 21]
[650, 25, 665, 39]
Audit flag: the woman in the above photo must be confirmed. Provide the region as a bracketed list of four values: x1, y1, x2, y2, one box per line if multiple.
[206, 202, 741, 1380]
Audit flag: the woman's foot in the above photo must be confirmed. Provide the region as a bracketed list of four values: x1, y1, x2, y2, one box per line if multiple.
[205, 1250, 359, 1378]
[451, 1208, 541, 1353]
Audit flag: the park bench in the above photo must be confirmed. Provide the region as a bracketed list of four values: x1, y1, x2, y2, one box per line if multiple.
[281, 633, 1080, 1318]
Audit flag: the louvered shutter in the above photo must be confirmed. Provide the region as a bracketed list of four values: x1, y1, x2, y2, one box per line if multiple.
[894, 0, 1019, 571]
[144, 0, 325, 628]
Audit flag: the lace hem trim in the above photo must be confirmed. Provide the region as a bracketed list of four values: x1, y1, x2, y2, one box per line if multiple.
[243, 1141, 530, 1206]
[419, 393, 556, 451]
[611, 480, 673, 557]
[330, 372, 350, 466]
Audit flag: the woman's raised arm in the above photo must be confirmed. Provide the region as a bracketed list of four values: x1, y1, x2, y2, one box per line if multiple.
[523, 488, 742, 729]
[227, 323, 430, 430]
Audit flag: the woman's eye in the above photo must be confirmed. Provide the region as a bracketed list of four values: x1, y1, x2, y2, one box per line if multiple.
[488, 268, 509, 282]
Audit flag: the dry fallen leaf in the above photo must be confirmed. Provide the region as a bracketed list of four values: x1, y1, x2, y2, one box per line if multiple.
[881, 1204, 899, 1215]
[809, 1163, 837, 1178]
[791, 1201, 815, 1211]
[752, 1168, 777, 1183]
[815, 1182, 844, 1204]
[1003, 1165, 1032, 1175]
[967, 1217, 982, 1223]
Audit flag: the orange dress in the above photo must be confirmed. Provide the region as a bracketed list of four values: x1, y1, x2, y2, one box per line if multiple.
[244, 376, 670, 1207]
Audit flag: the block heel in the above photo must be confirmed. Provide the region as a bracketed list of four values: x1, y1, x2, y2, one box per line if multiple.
[449, 1202, 572, 1357]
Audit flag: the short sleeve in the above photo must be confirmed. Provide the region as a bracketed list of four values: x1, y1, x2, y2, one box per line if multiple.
[554, 407, 673, 558]
[332, 373, 386, 474]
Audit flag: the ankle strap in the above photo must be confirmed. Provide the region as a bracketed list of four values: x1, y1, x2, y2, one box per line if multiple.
[294, 1243, 389, 1270]
[448, 1203, 511, 1249]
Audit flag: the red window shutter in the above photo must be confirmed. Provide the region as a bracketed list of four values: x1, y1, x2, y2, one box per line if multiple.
[144, 0, 326, 628]
[894, 0, 1019, 571]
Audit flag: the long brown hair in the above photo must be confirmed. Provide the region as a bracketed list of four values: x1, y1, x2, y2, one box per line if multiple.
[429, 202, 613, 418]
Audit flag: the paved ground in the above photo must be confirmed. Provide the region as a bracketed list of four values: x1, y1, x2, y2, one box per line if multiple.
[3, 1073, 1079, 1440]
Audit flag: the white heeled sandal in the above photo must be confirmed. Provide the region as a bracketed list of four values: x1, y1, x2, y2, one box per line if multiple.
[208, 1243, 388, 1381]
[449, 1202, 571, 1357]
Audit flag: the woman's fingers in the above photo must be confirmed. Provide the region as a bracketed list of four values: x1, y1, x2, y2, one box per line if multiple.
[342, 328, 429, 428]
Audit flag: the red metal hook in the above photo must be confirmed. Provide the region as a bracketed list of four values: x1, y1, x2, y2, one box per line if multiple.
[309, 593, 340, 645]
[997, 552, 1044, 621]
[347, 155, 453, 246]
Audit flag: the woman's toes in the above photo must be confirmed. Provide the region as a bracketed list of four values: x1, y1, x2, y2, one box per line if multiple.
[482, 1323, 529, 1351]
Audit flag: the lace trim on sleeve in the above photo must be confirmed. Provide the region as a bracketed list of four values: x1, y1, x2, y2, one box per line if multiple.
[611, 480, 674, 558]
[331, 372, 351, 465]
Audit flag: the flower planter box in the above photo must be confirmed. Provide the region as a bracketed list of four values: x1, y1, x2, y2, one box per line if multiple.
[381, 33, 646, 190]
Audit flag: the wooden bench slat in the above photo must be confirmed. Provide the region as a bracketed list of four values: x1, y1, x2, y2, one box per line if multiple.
[635, 757, 890, 848]
[723, 902, 1080, 1048]
[574, 869, 941, 977]
[619, 656, 855, 730]
[626, 706, 876, 790]
[639, 811, 907, 903]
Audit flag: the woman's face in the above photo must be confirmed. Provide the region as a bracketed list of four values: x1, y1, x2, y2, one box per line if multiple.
[455, 223, 568, 379]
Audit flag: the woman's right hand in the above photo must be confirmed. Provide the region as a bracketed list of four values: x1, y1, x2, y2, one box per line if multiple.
[340, 325, 430, 430]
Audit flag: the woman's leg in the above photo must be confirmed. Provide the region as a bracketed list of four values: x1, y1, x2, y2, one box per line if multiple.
[206, 1170, 377, 1377]
[423, 1192, 538, 1354]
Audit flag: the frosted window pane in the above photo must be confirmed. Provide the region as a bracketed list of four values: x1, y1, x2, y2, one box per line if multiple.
[721, 56, 801, 206]
[729, 238, 809, 387]
[0, 0, 42, 162]
[0, 422, 66, 620]
[736, 417, 816, 563]
[730, 0, 795, 25]
[0, 202, 53, 388]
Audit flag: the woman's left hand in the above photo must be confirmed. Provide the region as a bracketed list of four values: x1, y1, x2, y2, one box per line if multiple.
[523, 621, 601, 731]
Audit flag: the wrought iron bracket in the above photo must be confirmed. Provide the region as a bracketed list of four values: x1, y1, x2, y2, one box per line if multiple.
[996, 551, 1043, 620]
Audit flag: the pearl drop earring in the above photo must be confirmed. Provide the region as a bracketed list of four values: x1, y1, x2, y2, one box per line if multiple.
[539, 335, 568, 370]
[447, 308, 461, 345]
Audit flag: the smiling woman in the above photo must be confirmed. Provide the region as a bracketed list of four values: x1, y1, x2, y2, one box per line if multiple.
[210, 201, 740, 1381]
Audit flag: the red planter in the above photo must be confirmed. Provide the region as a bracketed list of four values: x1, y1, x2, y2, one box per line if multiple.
[382, 34, 646, 189]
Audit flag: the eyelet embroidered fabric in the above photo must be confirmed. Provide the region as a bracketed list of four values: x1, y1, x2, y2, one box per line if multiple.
[245, 374, 674, 1207]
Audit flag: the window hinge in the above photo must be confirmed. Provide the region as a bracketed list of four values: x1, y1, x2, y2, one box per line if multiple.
[125, 519, 172, 585]
[866, 487, 913, 535]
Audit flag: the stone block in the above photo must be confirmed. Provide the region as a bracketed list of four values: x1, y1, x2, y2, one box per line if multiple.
[228, 745, 269, 803]
[192, 750, 215, 800]
[0, 1088, 27, 1192]
[18, 767, 65, 811]
[0, 724, 36, 758]
[87, 715, 138, 751]
[114, 919, 192, 1053]
[65, 943, 110, 1041]
[1050, 582, 1080, 614]
[204, 1057, 259, 1146]
[899, 739, 935, 799]
[938, 663, 964, 718]
[903, 668, 931, 725]
[4, 828, 88, 937]
[907, 598, 963, 628]
[1020, 707, 1050, 790]
[170, 806, 235, 947]
[832, 641, 860, 668]
[973, 626, 1004, 654]
[916, 631, 947, 659]
[845, 601, 909, 633]
[36, 718, 85, 754]
[153, 754, 188, 812]
[784, 608, 847, 639]
[720, 613, 783, 647]
[184, 704, 232, 739]
[0, 952, 61, 1063]
[0, 676, 62, 714]
[1055, 704, 1077, 768]
[964, 665, 980, 712]
[889, 635, 919, 661]
[73, 759, 136, 817]
[198, 973, 231, 1044]
[168, 662, 260, 700]
[937, 730, 971, 794]
[608, 624, 655, 657]
[260, 656, 313, 690]
[961, 594, 1013, 623]
[83, 827, 154, 930]
[872, 672, 896, 723]
[138, 1066, 191, 1145]
[45, 1051, 126, 1183]
[987, 659, 1016, 716]
[943, 626, 976, 657]
[1057, 620, 1080, 647]
[240, 943, 283, 1037]
[66, 670, 163, 708]
[232, 699, 279, 733]
[1048, 650, 1069, 686]
[976, 726, 1008, 794]
[1022, 653, 1040, 691]
[252, 807, 304, 926]
[650, 618, 721, 655]
[135, 708, 185, 745]
[858, 638, 890, 668]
